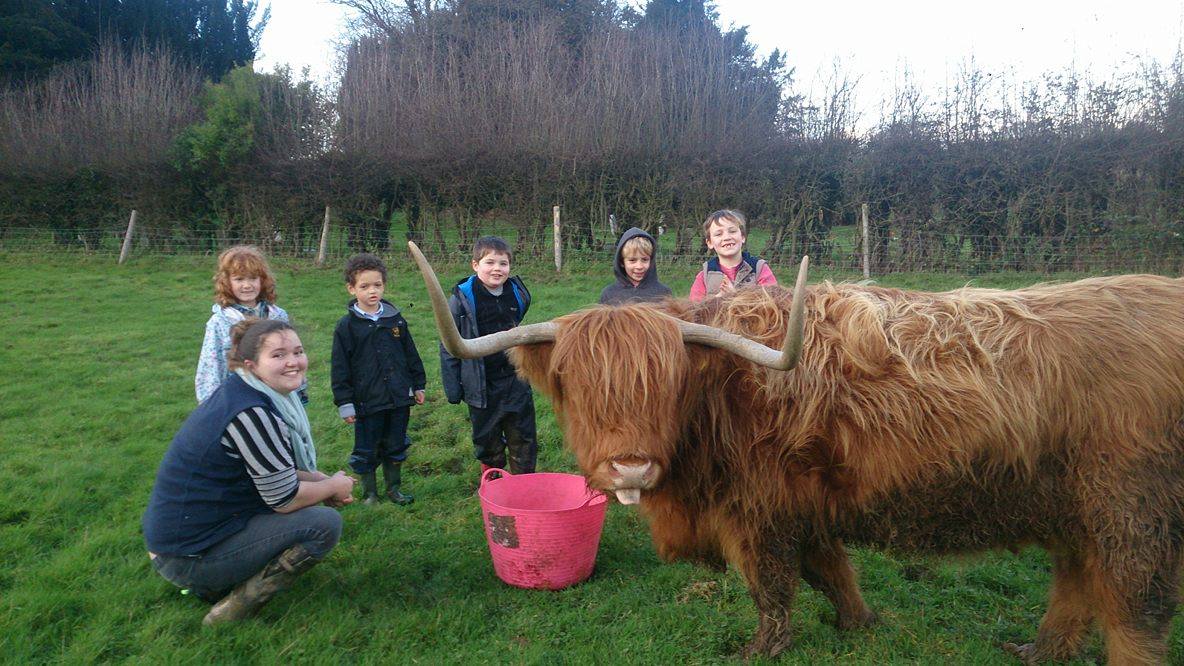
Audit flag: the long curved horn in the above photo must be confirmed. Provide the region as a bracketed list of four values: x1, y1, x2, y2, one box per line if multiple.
[407, 241, 558, 359]
[677, 256, 809, 370]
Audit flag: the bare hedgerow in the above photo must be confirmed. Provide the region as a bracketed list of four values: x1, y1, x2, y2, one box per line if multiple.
[336, 16, 783, 166]
[0, 43, 202, 177]
[333, 9, 794, 253]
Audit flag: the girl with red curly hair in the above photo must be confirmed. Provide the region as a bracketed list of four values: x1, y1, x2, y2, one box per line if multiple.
[195, 245, 291, 403]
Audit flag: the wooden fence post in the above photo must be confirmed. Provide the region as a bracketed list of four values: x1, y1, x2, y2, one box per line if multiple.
[316, 206, 331, 267]
[553, 205, 562, 272]
[861, 203, 870, 279]
[118, 210, 137, 264]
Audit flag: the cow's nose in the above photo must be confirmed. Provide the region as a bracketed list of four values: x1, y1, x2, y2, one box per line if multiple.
[610, 460, 653, 488]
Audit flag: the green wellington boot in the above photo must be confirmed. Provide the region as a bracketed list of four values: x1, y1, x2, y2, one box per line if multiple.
[202, 544, 317, 625]
[360, 471, 380, 506]
[382, 460, 414, 505]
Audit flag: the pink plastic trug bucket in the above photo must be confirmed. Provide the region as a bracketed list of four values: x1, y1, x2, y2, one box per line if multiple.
[478, 468, 608, 590]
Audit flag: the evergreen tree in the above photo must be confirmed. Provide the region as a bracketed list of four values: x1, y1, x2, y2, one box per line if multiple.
[0, 0, 91, 76]
[0, 0, 268, 81]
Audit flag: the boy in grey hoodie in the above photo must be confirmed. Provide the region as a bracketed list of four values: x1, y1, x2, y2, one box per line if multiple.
[598, 227, 673, 305]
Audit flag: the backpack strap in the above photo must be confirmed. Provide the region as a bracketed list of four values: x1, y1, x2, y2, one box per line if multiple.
[509, 281, 526, 323]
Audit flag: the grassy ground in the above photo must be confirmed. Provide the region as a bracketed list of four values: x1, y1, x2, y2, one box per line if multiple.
[0, 251, 1180, 664]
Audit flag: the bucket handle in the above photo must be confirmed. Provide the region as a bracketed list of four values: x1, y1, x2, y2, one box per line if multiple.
[480, 467, 509, 487]
[579, 489, 606, 508]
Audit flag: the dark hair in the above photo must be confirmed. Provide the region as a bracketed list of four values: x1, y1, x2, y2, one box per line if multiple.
[228, 318, 296, 370]
[344, 253, 388, 285]
[472, 236, 513, 262]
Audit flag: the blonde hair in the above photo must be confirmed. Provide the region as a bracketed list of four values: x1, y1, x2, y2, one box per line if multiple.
[621, 236, 654, 258]
[213, 245, 278, 307]
[702, 209, 748, 238]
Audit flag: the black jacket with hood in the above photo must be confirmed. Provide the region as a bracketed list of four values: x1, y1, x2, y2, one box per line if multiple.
[598, 227, 673, 305]
[440, 275, 531, 409]
[330, 299, 426, 419]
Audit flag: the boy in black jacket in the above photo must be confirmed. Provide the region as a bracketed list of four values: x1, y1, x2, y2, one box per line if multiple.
[440, 236, 538, 477]
[331, 254, 426, 505]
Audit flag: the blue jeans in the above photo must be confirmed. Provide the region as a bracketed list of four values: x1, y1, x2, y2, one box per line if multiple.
[151, 506, 342, 601]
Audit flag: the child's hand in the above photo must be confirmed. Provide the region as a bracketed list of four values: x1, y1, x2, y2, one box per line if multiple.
[718, 276, 736, 295]
[414, 390, 426, 405]
[343, 415, 356, 424]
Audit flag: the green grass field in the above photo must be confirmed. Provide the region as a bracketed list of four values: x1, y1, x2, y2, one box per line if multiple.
[1, 252, 1180, 664]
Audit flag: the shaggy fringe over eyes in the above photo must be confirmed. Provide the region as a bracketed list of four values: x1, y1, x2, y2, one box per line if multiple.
[552, 305, 686, 416]
[213, 245, 277, 306]
[544, 305, 689, 463]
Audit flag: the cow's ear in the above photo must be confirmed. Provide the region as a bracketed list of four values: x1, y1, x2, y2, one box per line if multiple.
[510, 342, 560, 399]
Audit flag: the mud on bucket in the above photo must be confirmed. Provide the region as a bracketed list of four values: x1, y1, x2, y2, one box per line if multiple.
[478, 468, 609, 590]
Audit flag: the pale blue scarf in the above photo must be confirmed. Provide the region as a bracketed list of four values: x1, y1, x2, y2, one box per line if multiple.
[236, 369, 317, 472]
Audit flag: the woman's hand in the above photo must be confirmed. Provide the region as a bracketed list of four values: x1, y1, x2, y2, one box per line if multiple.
[276, 472, 356, 513]
[328, 471, 356, 504]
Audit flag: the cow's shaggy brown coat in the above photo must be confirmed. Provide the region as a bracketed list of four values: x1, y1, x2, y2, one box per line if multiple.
[509, 275, 1184, 664]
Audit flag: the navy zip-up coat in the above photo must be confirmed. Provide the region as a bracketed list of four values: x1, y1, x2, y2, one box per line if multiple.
[440, 275, 531, 409]
[331, 300, 427, 419]
[143, 375, 276, 556]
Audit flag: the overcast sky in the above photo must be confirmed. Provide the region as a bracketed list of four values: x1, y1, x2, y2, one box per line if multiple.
[256, 0, 1184, 122]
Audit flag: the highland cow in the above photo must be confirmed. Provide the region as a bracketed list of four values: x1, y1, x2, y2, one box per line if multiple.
[409, 242, 1184, 664]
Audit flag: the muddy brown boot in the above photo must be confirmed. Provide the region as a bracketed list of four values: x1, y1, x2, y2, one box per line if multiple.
[202, 544, 317, 625]
[382, 460, 414, 505]
[360, 471, 380, 506]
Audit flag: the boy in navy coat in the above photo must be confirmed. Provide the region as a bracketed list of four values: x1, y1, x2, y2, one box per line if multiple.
[331, 254, 426, 505]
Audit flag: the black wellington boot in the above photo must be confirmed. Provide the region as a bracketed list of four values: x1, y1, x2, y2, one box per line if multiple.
[360, 471, 380, 505]
[202, 544, 317, 625]
[382, 460, 414, 505]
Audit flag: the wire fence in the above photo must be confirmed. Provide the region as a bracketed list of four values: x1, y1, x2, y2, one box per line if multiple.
[2, 223, 1181, 276]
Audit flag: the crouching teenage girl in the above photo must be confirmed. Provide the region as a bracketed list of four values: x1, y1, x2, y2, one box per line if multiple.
[143, 319, 355, 625]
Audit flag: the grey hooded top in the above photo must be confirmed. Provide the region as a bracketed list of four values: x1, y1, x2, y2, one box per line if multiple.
[598, 227, 673, 306]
